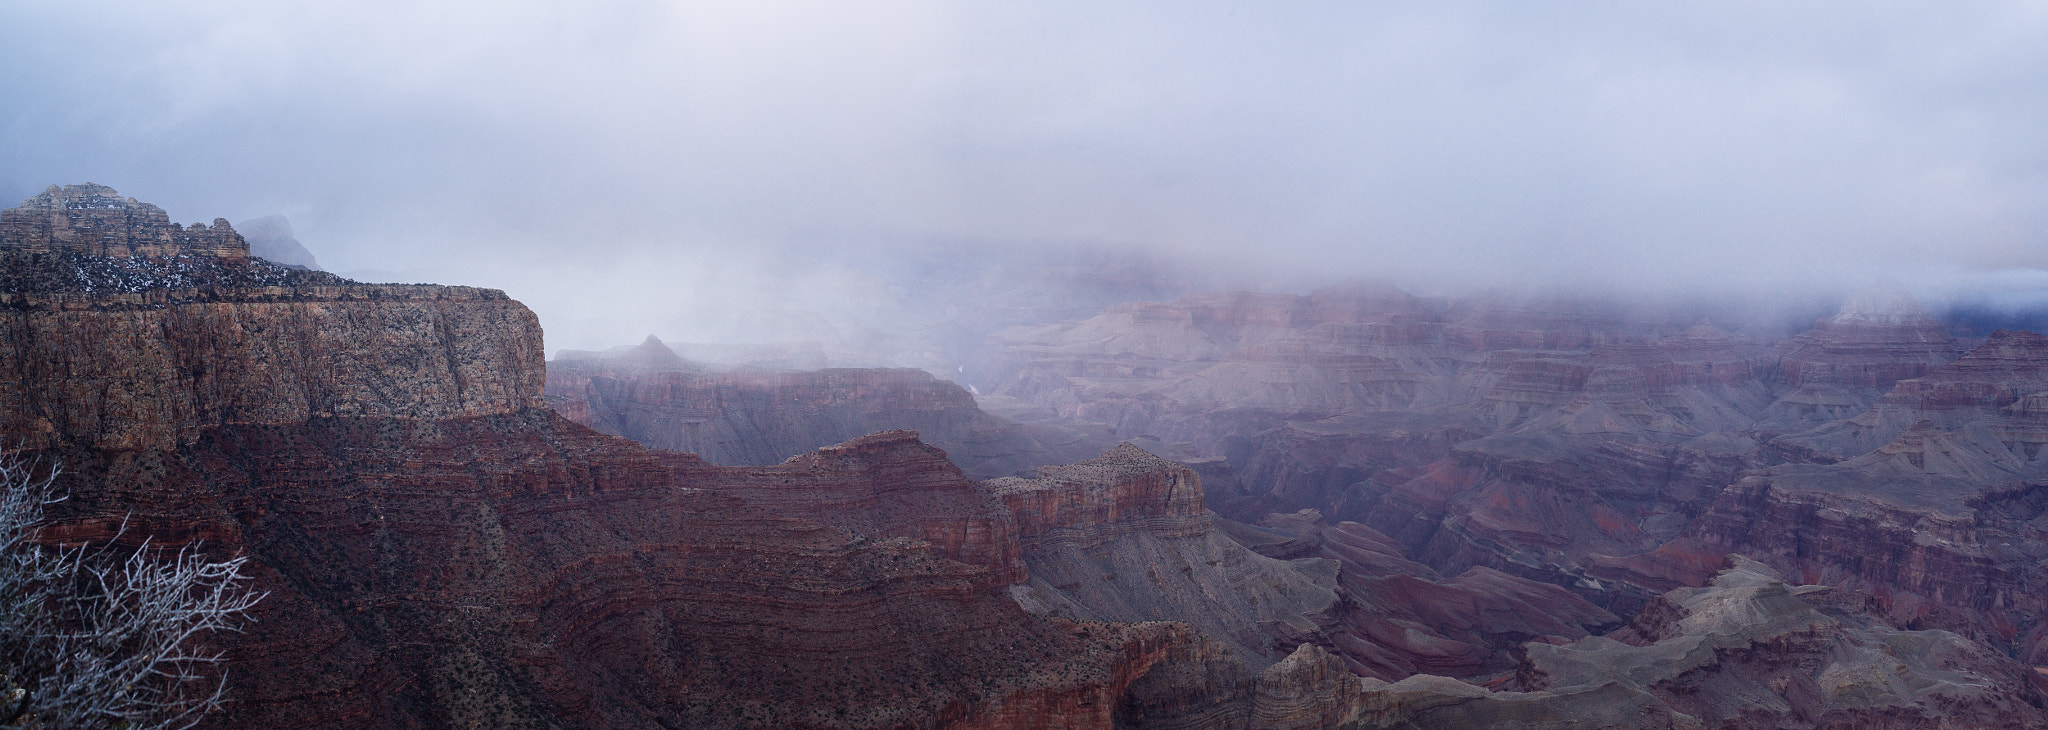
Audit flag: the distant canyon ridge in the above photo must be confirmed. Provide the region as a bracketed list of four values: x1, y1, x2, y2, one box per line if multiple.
[3, 183, 2045, 727]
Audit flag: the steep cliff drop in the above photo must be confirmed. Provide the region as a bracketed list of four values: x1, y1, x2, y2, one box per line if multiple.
[0, 185, 1254, 728]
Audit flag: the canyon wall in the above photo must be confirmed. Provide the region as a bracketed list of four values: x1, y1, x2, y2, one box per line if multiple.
[1, 187, 1258, 728]
[985, 279, 2048, 718]
[13, 184, 2047, 727]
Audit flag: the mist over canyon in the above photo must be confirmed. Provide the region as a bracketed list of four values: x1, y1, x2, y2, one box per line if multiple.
[2, 183, 2045, 728]
[7, 2, 2048, 728]
[7, 2, 2048, 354]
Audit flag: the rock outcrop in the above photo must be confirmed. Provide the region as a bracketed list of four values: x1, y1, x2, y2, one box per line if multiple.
[0, 183, 248, 259]
[994, 445, 1340, 670]
[0, 282, 543, 451]
[1761, 286, 1965, 435]
[19, 182, 2048, 725]
[1588, 329, 2048, 667]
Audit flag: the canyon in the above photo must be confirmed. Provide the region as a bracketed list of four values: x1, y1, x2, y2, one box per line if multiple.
[5, 184, 2047, 728]
[546, 336, 1107, 479]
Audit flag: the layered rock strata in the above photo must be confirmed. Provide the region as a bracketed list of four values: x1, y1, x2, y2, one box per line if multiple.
[1591, 329, 2048, 666]
[993, 445, 1340, 669]
[1, 187, 1299, 728]
[984, 280, 2048, 719]
[1518, 557, 2048, 728]
[997, 446, 1618, 684]
[661, 429, 1029, 585]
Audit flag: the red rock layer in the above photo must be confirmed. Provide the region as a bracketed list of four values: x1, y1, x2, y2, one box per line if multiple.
[661, 430, 1029, 586]
[986, 443, 1208, 550]
[28, 380, 1233, 729]
[1236, 510, 1618, 681]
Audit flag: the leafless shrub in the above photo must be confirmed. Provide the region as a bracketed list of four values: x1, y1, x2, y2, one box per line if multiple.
[0, 458, 265, 729]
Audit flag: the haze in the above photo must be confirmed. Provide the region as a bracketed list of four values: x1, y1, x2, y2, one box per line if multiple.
[4, 1, 2045, 354]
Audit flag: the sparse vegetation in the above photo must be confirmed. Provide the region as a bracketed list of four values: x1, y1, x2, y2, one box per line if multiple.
[0, 458, 265, 729]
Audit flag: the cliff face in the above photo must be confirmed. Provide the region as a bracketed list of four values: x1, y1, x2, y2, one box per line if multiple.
[3, 187, 1294, 728]
[19, 182, 2048, 725]
[1772, 288, 1964, 392]
[547, 336, 1103, 479]
[14, 330, 1207, 726]
[1, 284, 544, 451]
[1773, 328, 2048, 460]
[1577, 329, 2048, 667]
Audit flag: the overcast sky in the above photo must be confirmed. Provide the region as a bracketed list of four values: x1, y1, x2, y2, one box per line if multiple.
[5, 1, 2046, 352]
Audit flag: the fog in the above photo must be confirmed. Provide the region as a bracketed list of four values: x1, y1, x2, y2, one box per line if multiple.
[4, 1, 2045, 356]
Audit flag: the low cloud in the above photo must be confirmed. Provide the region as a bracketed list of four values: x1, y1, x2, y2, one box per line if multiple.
[4, 1, 2045, 351]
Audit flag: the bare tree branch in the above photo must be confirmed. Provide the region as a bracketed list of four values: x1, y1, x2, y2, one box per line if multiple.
[0, 457, 265, 729]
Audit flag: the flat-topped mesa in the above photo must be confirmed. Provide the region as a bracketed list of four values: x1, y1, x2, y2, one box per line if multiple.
[0, 183, 249, 259]
[987, 443, 1208, 549]
[814, 428, 933, 458]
